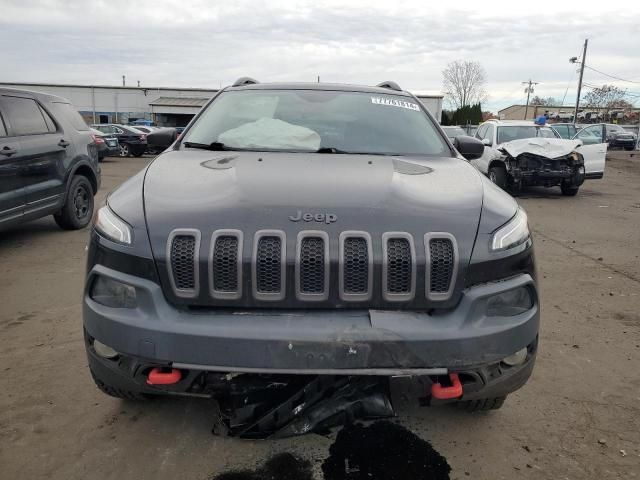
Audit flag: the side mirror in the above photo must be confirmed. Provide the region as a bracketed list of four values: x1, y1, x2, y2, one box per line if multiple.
[455, 135, 484, 160]
[147, 127, 178, 150]
[481, 138, 492, 146]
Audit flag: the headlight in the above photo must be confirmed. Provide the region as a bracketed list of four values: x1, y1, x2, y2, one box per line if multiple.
[491, 208, 530, 252]
[94, 205, 132, 245]
[486, 287, 533, 316]
[90, 275, 137, 308]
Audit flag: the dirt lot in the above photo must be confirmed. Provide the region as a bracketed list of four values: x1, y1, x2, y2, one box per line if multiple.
[1, 153, 639, 480]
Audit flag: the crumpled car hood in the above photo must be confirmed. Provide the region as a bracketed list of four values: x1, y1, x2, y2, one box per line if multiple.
[500, 138, 582, 159]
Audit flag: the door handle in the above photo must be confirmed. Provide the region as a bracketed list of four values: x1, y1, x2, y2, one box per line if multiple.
[1, 146, 17, 156]
[58, 139, 70, 148]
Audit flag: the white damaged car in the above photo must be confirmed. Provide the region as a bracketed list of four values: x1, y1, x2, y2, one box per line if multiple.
[470, 120, 607, 196]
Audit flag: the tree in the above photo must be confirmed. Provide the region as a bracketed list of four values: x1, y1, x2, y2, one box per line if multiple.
[442, 61, 487, 109]
[442, 103, 483, 125]
[582, 84, 629, 109]
[529, 96, 559, 106]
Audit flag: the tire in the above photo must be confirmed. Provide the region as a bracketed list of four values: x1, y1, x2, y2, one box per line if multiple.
[90, 368, 148, 401]
[54, 175, 94, 230]
[560, 183, 579, 196]
[488, 165, 508, 190]
[624, 146, 634, 151]
[456, 396, 506, 412]
[119, 143, 130, 157]
[133, 151, 144, 157]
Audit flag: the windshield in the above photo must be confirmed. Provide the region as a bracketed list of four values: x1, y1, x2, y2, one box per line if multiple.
[182, 90, 450, 156]
[497, 126, 558, 144]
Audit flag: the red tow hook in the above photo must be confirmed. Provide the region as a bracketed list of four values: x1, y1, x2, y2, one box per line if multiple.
[431, 373, 463, 400]
[147, 367, 181, 385]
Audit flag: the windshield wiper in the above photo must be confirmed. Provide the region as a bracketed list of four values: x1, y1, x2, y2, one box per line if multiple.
[316, 147, 403, 156]
[182, 141, 231, 151]
[316, 147, 351, 154]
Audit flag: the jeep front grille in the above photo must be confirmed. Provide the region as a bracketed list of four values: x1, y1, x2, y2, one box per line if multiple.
[165, 229, 457, 304]
[167, 229, 200, 298]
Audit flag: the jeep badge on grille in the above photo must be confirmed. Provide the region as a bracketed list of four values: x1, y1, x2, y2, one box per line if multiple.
[289, 210, 338, 224]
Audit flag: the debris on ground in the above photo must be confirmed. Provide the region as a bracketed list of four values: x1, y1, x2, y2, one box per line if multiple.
[212, 376, 395, 439]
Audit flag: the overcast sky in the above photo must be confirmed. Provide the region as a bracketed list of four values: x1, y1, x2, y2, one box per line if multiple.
[1, 0, 639, 112]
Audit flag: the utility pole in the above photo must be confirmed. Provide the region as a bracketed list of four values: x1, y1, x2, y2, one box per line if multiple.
[522, 80, 539, 120]
[122, 75, 126, 87]
[571, 39, 588, 124]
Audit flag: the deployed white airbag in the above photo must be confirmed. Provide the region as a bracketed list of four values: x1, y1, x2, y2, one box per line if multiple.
[500, 138, 582, 159]
[218, 118, 321, 151]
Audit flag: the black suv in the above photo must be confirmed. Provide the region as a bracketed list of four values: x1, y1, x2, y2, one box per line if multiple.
[0, 88, 100, 231]
[84, 80, 538, 417]
[91, 124, 147, 157]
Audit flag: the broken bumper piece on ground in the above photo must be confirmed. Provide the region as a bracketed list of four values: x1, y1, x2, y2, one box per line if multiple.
[212, 375, 395, 439]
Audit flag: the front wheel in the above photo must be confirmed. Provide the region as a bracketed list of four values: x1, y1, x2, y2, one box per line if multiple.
[624, 145, 634, 151]
[54, 175, 94, 230]
[488, 165, 508, 190]
[119, 143, 130, 157]
[561, 183, 579, 196]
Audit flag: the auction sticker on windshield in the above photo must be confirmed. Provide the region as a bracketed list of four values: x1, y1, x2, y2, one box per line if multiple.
[371, 96, 420, 111]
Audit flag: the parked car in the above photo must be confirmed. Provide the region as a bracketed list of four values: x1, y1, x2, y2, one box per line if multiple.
[146, 127, 178, 154]
[441, 126, 466, 140]
[127, 125, 158, 134]
[0, 88, 100, 231]
[84, 79, 538, 418]
[472, 119, 606, 195]
[91, 124, 147, 157]
[604, 124, 637, 150]
[90, 128, 119, 160]
[550, 123, 578, 139]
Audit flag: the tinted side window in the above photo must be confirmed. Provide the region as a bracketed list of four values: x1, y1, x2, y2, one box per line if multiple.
[39, 105, 57, 132]
[2, 96, 51, 135]
[52, 102, 89, 131]
[0, 112, 7, 137]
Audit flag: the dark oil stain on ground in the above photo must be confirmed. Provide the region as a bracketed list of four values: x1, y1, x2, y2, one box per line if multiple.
[322, 421, 451, 480]
[211, 421, 450, 480]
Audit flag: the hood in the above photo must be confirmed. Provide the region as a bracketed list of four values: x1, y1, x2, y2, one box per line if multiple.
[143, 150, 484, 249]
[500, 138, 582, 159]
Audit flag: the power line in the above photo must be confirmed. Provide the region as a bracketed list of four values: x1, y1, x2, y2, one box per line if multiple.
[584, 65, 640, 84]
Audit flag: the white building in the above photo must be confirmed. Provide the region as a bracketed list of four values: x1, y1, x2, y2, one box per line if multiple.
[0, 82, 444, 126]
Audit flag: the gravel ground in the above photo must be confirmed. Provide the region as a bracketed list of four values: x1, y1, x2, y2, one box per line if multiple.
[0, 153, 639, 480]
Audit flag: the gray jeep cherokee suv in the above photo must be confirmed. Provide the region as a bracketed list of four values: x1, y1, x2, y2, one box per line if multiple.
[84, 80, 538, 415]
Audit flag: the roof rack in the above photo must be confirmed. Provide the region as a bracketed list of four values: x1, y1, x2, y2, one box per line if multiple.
[232, 77, 259, 87]
[376, 81, 402, 92]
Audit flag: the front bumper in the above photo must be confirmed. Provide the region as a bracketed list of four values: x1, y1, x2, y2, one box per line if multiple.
[84, 265, 539, 374]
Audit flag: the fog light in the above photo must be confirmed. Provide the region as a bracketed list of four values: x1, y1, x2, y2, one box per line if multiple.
[502, 348, 528, 366]
[93, 339, 118, 359]
[90, 276, 137, 308]
[486, 287, 533, 316]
